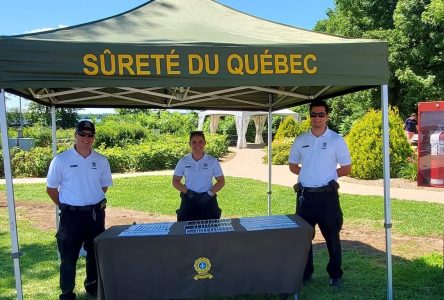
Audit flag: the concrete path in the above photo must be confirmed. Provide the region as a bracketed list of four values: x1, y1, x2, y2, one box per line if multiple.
[1, 145, 442, 204]
[221, 145, 443, 204]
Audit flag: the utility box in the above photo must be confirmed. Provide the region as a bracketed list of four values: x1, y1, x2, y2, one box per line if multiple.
[417, 101, 444, 187]
[8, 138, 35, 151]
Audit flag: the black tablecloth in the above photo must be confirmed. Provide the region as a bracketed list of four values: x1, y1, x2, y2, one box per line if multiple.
[95, 214, 313, 300]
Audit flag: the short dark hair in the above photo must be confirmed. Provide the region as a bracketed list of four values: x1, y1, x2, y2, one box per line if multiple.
[309, 100, 329, 114]
[189, 131, 206, 142]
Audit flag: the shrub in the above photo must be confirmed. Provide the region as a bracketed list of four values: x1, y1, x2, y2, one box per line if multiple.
[22, 126, 74, 147]
[395, 154, 418, 181]
[11, 147, 52, 177]
[275, 118, 311, 140]
[264, 119, 310, 165]
[96, 146, 134, 173]
[345, 107, 413, 179]
[204, 134, 229, 158]
[263, 138, 294, 165]
[274, 116, 299, 140]
[95, 134, 228, 173]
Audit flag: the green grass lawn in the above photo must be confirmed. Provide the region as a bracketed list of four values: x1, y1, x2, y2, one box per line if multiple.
[1, 176, 443, 299]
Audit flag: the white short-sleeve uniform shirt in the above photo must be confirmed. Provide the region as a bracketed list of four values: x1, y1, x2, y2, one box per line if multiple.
[174, 153, 224, 193]
[47, 148, 113, 206]
[289, 128, 351, 187]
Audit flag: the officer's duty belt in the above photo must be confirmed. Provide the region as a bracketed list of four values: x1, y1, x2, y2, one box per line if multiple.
[303, 186, 334, 193]
[60, 198, 107, 211]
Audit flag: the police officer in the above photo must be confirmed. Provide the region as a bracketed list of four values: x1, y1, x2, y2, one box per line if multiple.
[47, 120, 112, 300]
[172, 131, 225, 221]
[289, 100, 351, 288]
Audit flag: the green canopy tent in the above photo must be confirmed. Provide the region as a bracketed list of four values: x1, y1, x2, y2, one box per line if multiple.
[0, 0, 392, 299]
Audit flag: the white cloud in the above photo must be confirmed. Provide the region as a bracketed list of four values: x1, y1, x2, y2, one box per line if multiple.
[25, 25, 67, 34]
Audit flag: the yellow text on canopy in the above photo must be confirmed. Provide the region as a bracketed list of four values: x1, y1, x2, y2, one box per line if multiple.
[83, 49, 318, 76]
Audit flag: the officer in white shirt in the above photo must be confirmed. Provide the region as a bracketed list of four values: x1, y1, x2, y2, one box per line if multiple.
[47, 120, 112, 300]
[172, 131, 225, 221]
[289, 100, 351, 289]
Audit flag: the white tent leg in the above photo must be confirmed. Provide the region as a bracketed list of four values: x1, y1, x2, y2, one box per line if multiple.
[267, 93, 272, 216]
[381, 85, 393, 300]
[0, 89, 24, 300]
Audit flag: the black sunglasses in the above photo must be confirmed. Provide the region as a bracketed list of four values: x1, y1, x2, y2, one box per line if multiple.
[310, 112, 327, 118]
[77, 131, 95, 138]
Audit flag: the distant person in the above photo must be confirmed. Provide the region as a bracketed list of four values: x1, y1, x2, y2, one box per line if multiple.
[172, 131, 225, 221]
[46, 120, 112, 300]
[404, 113, 418, 143]
[288, 100, 351, 289]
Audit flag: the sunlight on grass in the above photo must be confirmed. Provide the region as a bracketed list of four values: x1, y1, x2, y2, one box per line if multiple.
[1, 175, 443, 299]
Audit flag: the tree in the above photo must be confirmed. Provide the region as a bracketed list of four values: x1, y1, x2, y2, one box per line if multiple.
[25, 102, 79, 129]
[389, 0, 444, 114]
[314, 0, 443, 118]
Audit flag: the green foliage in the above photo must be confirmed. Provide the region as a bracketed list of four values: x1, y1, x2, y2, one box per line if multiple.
[95, 122, 148, 148]
[21, 126, 73, 147]
[346, 107, 414, 179]
[96, 134, 228, 173]
[264, 119, 310, 165]
[25, 102, 79, 128]
[274, 116, 299, 140]
[396, 154, 418, 180]
[315, 0, 443, 117]
[263, 138, 293, 165]
[11, 147, 52, 177]
[328, 90, 377, 135]
[96, 111, 199, 147]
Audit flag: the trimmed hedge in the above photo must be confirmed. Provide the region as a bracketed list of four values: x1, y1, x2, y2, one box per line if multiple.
[1, 133, 229, 178]
[97, 133, 228, 173]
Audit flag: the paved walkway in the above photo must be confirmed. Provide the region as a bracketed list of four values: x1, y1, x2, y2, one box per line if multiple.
[220, 145, 443, 204]
[2, 145, 443, 204]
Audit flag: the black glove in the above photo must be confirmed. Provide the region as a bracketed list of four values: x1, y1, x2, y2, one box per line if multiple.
[186, 189, 198, 201]
[198, 192, 213, 206]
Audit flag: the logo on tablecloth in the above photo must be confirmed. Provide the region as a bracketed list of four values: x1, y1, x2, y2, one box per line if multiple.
[193, 257, 213, 280]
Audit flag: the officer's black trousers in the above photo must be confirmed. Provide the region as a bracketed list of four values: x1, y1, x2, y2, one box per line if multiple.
[56, 208, 105, 299]
[296, 190, 343, 280]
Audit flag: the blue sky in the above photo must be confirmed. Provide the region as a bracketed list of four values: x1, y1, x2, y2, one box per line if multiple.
[2, 0, 334, 113]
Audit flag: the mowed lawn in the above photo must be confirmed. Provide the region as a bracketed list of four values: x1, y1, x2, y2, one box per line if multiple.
[1, 176, 443, 299]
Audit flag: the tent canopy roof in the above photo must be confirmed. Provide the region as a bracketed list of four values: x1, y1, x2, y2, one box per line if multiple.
[0, 0, 389, 111]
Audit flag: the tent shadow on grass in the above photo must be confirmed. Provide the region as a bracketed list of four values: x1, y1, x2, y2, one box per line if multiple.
[1, 237, 442, 300]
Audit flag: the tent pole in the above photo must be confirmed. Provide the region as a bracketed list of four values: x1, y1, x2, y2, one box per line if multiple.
[381, 85, 393, 300]
[51, 106, 60, 254]
[0, 89, 24, 300]
[267, 93, 272, 216]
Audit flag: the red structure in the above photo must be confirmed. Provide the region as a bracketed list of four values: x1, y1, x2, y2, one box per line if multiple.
[417, 101, 444, 187]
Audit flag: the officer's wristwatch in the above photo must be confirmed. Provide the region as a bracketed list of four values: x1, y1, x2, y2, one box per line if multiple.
[207, 190, 214, 197]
